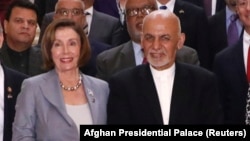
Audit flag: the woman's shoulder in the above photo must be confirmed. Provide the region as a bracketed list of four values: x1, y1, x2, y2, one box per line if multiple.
[24, 70, 56, 84]
[83, 74, 108, 86]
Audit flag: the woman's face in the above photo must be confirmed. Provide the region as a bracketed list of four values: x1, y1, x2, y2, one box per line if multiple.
[51, 27, 81, 72]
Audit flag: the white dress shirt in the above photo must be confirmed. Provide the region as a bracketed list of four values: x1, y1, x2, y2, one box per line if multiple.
[85, 6, 94, 35]
[242, 31, 250, 74]
[66, 103, 93, 134]
[132, 41, 144, 66]
[150, 64, 175, 124]
[156, 0, 175, 12]
[211, 0, 217, 15]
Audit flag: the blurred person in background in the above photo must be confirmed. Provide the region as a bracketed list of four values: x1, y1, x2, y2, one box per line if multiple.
[0, 0, 44, 76]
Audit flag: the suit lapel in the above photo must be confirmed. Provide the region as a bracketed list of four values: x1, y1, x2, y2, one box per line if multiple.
[138, 65, 164, 124]
[168, 63, 190, 124]
[119, 41, 136, 67]
[81, 74, 98, 124]
[231, 40, 248, 88]
[173, 0, 185, 19]
[40, 70, 74, 126]
[89, 10, 99, 38]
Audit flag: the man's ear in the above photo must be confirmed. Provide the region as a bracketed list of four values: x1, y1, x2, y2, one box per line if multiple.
[177, 33, 185, 50]
[3, 20, 8, 34]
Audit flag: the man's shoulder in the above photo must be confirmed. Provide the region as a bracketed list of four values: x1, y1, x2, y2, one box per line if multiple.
[177, 62, 214, 77]
[97, 41, 131, 60]
[93, 9, 120, 23]
[3, 65, 28, 79]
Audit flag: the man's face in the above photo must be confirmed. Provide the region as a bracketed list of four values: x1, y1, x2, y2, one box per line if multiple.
[236, 0, 250, 31]
[4, 7, 37, 45]
[125, 0, 156, 43]
[54, 0, 86, 27]
[141, 14, 184, 70]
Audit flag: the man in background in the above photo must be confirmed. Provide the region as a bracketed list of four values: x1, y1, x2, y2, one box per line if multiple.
[96, 0, 199, 81]
[107, 10, 223, 124]
[0, 18, 28, 141]
[0, 0, 44, 76]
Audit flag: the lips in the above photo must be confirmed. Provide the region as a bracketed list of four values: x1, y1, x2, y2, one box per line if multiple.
[60, 57, 73, 63]
[19, 32, 30, 36]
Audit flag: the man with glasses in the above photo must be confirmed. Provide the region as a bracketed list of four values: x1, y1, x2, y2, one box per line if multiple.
[96, 0, 200, 82]
[38, 0, 112, 77]
[39, 0, 125, 47]
[39, 0, 87, 44]
[213, 0, 250, 124]
[107, 10, 223, 125]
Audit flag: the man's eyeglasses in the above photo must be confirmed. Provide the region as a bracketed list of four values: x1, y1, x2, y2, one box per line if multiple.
[126, 6, 156, 17]
[56, 8, 84, 16]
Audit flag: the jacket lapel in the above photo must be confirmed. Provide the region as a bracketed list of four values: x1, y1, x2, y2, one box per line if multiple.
[82, 75, 98, 124]
[41, 70, 74, 126]
[138, 64, 164, 124]
[168, 63, 190, 124]
[120, 41, 136, 67]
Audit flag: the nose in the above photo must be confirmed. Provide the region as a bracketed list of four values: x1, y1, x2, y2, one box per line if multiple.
[22, 21, 29, 29]
[62, 45, 69, 53]
[152, 38, 161, 50]
[66, 13, 74, 19]
[247, 2, 250, 10]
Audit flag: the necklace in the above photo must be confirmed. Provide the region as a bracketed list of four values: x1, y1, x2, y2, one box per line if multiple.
[60, 75, 82, 91]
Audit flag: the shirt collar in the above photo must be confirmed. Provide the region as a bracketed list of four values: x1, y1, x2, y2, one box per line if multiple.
[226, 6, 237, 21]
[150, 63, 176, 78]
[243, 30, 250, 46]
[85, 6, 93, 15]
[156, 0, 175, 12]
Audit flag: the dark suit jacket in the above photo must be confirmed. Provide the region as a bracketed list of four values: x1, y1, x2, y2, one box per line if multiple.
[96, 41, 200, 81]
[213, 37, 248, 124]
[38, 10, 126, 47]
[0, 43, 44, 76]
[80, 39, 111, 76]
[2, 65, 28, 141]
[107, 62, 223, 124]
[93, 0, 120, 19]
[181, 0, 226, 13]
[88, 9, 126, 46]
[34, 0, 58, 27]
[215, 0, 226, 12]
[208, 8, 243, 66]
[181, 0, 203, 7]
[208, 8, 228, 63]
[173, 0, 210, 69]
[93, 0, 130, 43]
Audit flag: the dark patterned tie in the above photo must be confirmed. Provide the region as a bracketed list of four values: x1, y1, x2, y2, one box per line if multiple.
[246, 47, 250, 125]
[227, 14, 239, 46]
